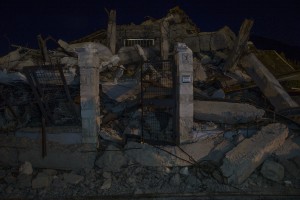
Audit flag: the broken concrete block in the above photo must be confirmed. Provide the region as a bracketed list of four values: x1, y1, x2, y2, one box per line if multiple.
[240, 53, 299, 111]
[198, 26, 236, 52]
[19, 161, 33, 175]
[63, 173, 84, 185]
[101, 178, 112, 190]
[32, 173, 51, 189]
[201, 55, 212, 65]
[279, 159, 300, 178]
[95, 145, 128, 172]
[193, 62, 207, 82]
[220, 123, 288, 185]
[194, 101, 265, 124]
[260, 160, 284, 182]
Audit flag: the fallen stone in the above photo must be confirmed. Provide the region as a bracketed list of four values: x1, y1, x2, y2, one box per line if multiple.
[63, 173, 84, 185]
[95, 145, 128, 172]
[220, 123, 288, 185]
[198, 26, 236, 52]
[0, 147, 18, 167]
[201, 55, 212, 65]
[32, 173, 51, 189]
[19, 161, 33, 175]
[211, 89, 225, 99]
[194, 101, 265, 124]
[193, 63, 207, 82]
[241, 53, 299, 111]
[275, 138, 300, 159]
[179, 167, 189, 176]
[279, 159, 300, 178]
[124, 139, 216, 167]
[100, 178, 112, 190]
[260, 160, 284, 182]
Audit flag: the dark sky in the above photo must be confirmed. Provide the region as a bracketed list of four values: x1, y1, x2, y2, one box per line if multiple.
[0, 0, 299, 56]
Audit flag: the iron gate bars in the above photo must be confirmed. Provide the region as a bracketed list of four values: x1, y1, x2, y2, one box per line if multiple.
[141, 60, 179, 145]
[23, 64, 80, 125]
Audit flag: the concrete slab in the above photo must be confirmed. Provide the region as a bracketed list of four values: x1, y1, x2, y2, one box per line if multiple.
[194, 100, 265, 124]
[220, 123, 288, 185]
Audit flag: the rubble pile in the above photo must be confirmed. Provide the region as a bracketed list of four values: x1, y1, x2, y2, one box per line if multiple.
[0, 6, 300, 199]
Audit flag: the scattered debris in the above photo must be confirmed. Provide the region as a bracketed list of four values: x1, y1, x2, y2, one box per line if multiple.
[0, 6, 300, 199]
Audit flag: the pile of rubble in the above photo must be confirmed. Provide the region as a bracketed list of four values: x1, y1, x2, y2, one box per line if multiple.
[0, 6, 300, 199]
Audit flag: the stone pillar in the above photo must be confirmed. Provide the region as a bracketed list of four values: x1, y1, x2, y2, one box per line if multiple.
[76, 45, 100, 144]
[174, 43, 194, 144]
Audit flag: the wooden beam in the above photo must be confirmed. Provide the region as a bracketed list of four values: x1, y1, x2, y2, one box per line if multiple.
[223, 19, 254, 72]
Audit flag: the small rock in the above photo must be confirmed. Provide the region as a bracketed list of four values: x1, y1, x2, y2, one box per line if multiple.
[201, 55, 212, 65]
[63, 173, 84, 185]
[211, 89, 225, 99]
[32, 173, 51, 189]
[261, 160, 284, 182]
[165, 167, 171, 174]
[284, 180, 292, 187]
[101, 178, 112, 190]
[280, 159, 300, 177]
[170, 173, 181, 186]
[95, 145, 128, 172]
[43, 169, 57, 176]
[19, 161, 33, 175]
[179, 167, 189, 176]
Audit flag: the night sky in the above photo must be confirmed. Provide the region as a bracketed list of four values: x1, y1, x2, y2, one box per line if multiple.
[0, 0, 299, 56]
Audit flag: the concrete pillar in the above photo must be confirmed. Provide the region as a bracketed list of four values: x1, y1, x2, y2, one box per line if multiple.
[160, 20, 169, 60]
[174, 43, 194, 144]
[76, 44, 100, 144]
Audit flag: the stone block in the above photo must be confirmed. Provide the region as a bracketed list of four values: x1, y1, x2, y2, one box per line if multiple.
[194, 101, 265, 124]
[220, 123, 288, 185]
[63, 173, 84, 185]
[32, 173, 51, 189]
[260, 160, 284, 182]
[95, 145, 128, 172]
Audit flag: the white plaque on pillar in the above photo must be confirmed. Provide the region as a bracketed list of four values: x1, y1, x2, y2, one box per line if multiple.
[182, 75, 192, 83]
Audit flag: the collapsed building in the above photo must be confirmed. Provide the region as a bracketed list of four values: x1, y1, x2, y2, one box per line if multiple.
[0, 7, 300, 199]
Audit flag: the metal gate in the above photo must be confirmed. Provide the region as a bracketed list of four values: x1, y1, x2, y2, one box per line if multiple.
[141, 60, 178, 145]
[23, 64, 80, 125]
